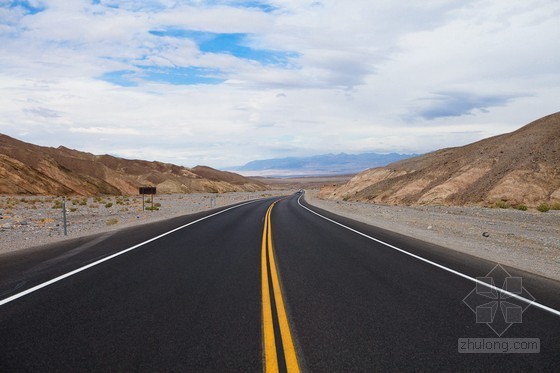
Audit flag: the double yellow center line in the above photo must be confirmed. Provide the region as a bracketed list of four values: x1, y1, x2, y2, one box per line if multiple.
[261, 202, 301, 373]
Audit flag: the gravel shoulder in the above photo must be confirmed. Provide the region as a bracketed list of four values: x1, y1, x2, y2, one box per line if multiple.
[0, 191, 289, 255]
[304, 190, 560, 282]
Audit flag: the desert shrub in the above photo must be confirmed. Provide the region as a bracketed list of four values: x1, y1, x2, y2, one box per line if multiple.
[105, 202, 113, 208]
[79, 198, 88, 206]
[89, 204, 99, 209]
[145, 206, 159, 211]
[106, 218, 119, 226]
[4, 198, 18, 208]
[19, 198, 37, 206]
[52, 200, 63, 209]
[37, 217, 55, 225]
[154, 202, 161, 208]
[494, 200, 510, 209]
[94, 196, 103, 203]
[550, 202, 560, 210]
[514, 204, 528, 211]
[537, 203, 550, 212]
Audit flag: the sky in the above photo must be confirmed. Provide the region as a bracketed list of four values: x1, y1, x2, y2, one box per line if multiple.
[0, 0, 559, 168]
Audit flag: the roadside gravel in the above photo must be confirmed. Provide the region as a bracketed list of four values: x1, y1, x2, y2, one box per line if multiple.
[0, 191, 287, 255]
[305, 190, 560, 282]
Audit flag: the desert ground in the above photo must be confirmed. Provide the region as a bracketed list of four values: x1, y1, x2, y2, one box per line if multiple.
[254, 174, 353, 189]
[0, 191, 288, 254]
[1, 189, 558, 282]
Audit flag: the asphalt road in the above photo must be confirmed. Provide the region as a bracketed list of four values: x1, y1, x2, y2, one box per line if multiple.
[1, 192, 559, 371]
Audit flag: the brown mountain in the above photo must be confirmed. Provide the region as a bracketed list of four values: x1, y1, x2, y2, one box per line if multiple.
[0, 134, 266, 195]
[321, 112, 560, 207]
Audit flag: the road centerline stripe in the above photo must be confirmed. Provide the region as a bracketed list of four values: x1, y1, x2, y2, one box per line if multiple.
[297, 193, 560, 318]
[261, 202, 301, 373]
[261, 204, 279, 373]
[0, 199, 259, 307]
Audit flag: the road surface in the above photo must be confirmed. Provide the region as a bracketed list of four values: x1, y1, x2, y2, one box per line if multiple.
[1, 192, 559, 371]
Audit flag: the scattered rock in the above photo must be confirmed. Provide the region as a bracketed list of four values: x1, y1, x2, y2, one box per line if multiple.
[427, 225, 433, 230]
[482, 232, 490, 237]
[2, 223, 13, 230]
[0, 191, 288, 255]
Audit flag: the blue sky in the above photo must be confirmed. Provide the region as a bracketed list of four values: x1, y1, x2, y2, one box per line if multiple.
[0, 0, 559, 168]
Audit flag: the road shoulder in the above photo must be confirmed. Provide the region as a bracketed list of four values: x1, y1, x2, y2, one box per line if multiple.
[304, 190, 560, 282]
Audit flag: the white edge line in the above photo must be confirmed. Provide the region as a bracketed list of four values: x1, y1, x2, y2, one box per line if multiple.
[0, 199, 259, 307]
[297, 193, 560, 318]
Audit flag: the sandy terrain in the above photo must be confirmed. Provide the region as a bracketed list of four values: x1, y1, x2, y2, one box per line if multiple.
[256, 174, 353, 190]
[1, 190, 558, 283]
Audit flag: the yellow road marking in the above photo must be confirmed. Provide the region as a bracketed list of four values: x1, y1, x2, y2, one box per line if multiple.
[261, 205, 278, 373]
[262, 202, 301, 373]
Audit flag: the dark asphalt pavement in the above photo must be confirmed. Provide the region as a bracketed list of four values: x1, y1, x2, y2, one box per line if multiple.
[1, 192, 559, 371]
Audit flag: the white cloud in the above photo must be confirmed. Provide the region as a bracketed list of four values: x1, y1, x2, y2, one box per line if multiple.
[0, 0, 559, 168]
[69, 127, 141, 135]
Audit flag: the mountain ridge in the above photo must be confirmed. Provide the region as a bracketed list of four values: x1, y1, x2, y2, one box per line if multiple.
[230, 152, 418, 176]
[321, 112, 560, 207]
[0, 134, 266, 195]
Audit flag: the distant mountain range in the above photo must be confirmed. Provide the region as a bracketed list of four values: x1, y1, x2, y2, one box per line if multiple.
[322, 112, 560, 207]
[0, 134, 266, 195]
[229, 153, 418, 177]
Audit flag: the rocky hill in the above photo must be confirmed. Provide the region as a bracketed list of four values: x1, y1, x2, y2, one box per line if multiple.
[321, 112, 560, 207]
[0, 134, 266, 195]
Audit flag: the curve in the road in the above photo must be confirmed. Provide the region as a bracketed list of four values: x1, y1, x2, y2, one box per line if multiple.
[296, 193, 560, 317]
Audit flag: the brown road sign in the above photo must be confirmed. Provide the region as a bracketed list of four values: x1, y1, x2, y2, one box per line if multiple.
[139, 187, 156, 195]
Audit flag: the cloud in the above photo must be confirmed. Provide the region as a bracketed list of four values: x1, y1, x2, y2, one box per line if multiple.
[0, 0, 559, 168]
[69, 127, 140, 135]
[412, 91, 523, 120]
[23, 106, 62, 118]
[149, 29, 297, 66]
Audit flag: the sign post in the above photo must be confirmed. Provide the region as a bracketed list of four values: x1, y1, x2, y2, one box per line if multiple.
[62, 196, 67, 236]
[139, 187, 157, 211]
